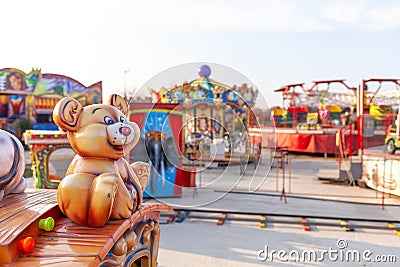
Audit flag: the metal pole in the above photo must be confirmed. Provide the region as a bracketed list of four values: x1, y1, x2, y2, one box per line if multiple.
[124, 69, 130, 99]
[382, 156, 385, 210]
[375, 161, 378, 199]
[358, 80, 365, 156]
[199, 156, 202, 187]
[280, 151, 287, 204]
[288, 153, 292, 193]
[275, 153, 278, 192]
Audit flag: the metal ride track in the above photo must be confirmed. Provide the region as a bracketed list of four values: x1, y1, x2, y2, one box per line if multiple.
[161, 207, 400, 234]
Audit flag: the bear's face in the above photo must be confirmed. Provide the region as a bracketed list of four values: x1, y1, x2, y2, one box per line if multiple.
[69, 104, 139, 159]
[53, 94, 140, 160]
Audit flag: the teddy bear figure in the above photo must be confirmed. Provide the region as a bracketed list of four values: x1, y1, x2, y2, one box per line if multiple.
[0, 129, 26, 202]
[53, 94, 149, 227]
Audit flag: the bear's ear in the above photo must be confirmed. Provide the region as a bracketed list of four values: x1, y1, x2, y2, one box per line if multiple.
[108, 94, 129, 116]
[53, 97, 83, 132]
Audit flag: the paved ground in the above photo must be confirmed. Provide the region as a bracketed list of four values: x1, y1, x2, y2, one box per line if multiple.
[154, 189, 400, 267]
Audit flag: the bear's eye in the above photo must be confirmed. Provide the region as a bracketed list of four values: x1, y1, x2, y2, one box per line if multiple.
[120, 116, 126, 123]
[104, 116, 114, 125]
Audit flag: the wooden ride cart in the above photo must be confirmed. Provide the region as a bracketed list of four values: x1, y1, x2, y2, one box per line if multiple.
[0, 189, 171, 267]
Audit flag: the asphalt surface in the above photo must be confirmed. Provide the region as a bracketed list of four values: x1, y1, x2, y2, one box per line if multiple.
[155, 189, 400, 267]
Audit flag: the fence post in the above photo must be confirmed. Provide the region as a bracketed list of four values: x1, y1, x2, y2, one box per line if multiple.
[375, 160, 379, 199]
[240, 155, 244, 176]
[288, 152, 292, 194]
[280, 150, 287, 204]
[199, 156, 202, 187]
[389, 159, 392, 198]
[382, 156, 385, 210]
[275, 152, 279, 192]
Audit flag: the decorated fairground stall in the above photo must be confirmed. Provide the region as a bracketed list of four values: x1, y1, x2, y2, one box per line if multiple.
[0, 68, 102, 136]
[147, 65, 259, 162]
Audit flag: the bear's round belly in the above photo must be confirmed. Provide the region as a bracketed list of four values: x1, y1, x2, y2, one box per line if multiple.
[73, 158, 118, 175]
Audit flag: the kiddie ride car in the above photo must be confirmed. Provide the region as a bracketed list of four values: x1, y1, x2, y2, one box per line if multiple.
[0, 95, 171, 266]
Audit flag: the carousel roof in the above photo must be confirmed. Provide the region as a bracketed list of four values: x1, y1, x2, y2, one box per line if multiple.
[190, 76, 230, 91]
[149, 65, 258, 108]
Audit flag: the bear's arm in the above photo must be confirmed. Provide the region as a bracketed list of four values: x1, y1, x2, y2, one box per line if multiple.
[116, 158, 143, 208]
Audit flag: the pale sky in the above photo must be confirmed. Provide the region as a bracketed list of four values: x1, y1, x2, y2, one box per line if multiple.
[1, 0, 400, 107]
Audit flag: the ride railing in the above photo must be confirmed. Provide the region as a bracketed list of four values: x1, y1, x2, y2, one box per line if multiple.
[361, 150, 400, 201]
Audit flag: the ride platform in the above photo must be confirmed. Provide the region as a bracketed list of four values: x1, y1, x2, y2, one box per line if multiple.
[0, 189, 171, 267]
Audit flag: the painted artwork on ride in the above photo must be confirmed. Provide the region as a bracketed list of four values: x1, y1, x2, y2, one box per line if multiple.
[130, 102, 183, 198]
[362, 155, 400, 197]
[0, 68, 102, 133]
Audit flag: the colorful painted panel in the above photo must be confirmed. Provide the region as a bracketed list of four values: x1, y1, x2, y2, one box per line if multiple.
[0, 68, 102, 132]
[0, 68, 39, 93]
[0, 68, 37, 130]
[130, 103, 183, 198]
[37, 74, 102, 104]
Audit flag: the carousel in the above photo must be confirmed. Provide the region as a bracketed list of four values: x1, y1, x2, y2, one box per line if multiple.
[148, 65, 259, 161]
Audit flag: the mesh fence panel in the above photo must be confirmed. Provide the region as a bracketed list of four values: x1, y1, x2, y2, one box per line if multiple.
[187, 149, 400, 205]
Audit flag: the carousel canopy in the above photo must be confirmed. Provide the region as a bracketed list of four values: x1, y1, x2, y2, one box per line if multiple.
[149, 65, 258, 109]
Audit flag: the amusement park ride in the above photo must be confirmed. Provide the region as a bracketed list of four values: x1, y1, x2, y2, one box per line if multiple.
[249, 77, 400, 197]
[249, 79, 360, 155]
[250, 78, 399, 155]
[357, 78, 400, 154]
[145, 65, 260, 162]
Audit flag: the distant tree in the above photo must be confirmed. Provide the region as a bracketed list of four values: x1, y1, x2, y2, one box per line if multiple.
[15, 116, 34, 141]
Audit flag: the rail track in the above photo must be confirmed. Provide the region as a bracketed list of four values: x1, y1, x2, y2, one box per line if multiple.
[161, 207, 400, 235]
